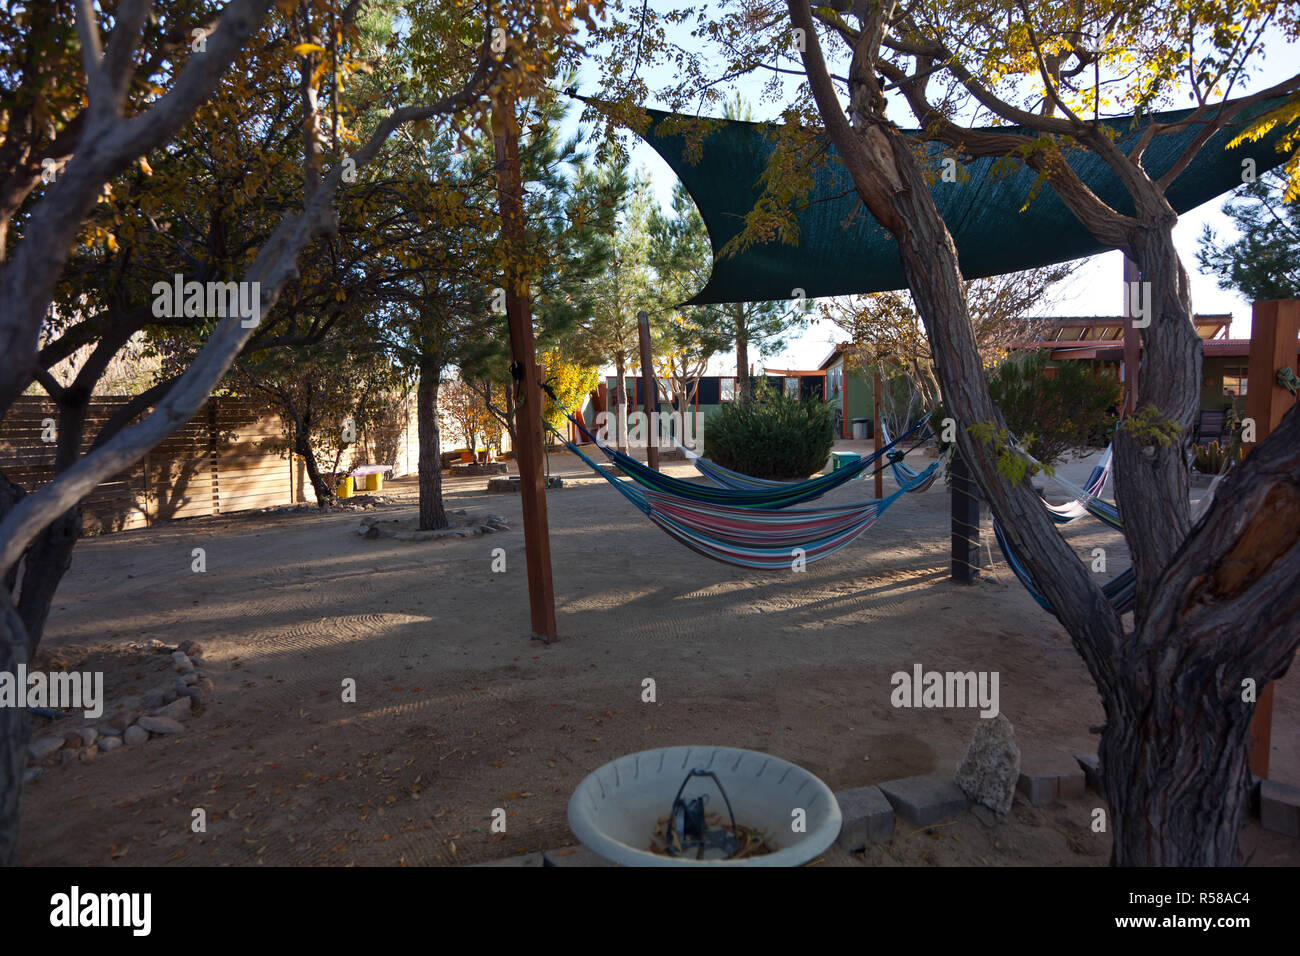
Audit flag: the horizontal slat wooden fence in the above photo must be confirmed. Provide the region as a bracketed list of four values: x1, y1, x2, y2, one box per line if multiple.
[1, 396, 296, 532]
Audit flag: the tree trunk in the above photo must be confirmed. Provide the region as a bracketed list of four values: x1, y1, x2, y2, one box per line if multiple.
[14, 385, 88, 644]
[504, 382, 518, 451]
[0, 592, 30, 866]
[736, 321, 751, 404]
[417, 360, 448, 531]
[614, 353, 627, 450]
[1112, 224, 1199, 621]
[15, 510, 78, 643]
[293, 411, 335, 506]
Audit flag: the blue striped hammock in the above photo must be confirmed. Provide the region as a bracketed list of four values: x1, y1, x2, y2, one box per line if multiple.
[991, 443, 1133, 613]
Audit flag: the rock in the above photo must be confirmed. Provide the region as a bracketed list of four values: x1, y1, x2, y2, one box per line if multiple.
[97, 724, 121, 737]
[477, 525, 495, 535]
[27, 737, 63, 761]
[361, 524, 382, 538]
[150, 696, 192, 721]
[181, 687, 204, 709]
[148, 639, 176, 653]
[160, 687, 179, 704]
[172, 652, 194, 673]
[879, 773, 970, 827]
[486, 514, 507, 524]
[196, 678, 215, 694]
[60, 750, 80, 767]
[107, 709, 137, 731]
[30, 706, 71, 721]
[117, 695, 142, 711]
[137, 716, 185, 736]
[142, 690, 165, 709]
[76, 727, 97, 747]
[22, 767, 42, 784]
[190, 656, 206, 668]
[98, 736, 123, 754]
[953, 714, 1021, 815]
[178, 640, 204, 657]
[62, 732, 83, 750]
[80, 747, 98, 764]
[123, 725, 149, 746]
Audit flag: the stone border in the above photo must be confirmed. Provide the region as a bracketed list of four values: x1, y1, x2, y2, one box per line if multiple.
[470, 750, 1300, 865]
[22, 640, 214, 784]
[487, 476, 563, 493]
[356, 510, 510, 541]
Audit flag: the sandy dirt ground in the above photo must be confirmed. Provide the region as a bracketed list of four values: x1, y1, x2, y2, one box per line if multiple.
[18, 442, 1299, 866]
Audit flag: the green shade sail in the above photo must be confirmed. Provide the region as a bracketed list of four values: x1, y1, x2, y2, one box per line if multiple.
[634, 98, 1291, 304]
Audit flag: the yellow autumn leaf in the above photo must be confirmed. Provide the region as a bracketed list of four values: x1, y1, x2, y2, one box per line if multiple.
[138, 157, 153, 176]
[292, 42, 326, 56]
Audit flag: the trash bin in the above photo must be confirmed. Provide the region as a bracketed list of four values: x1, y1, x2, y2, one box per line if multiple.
[852, 418, 871, 440]
[366, 472, 384, 492]
[338, 475, 354, 499]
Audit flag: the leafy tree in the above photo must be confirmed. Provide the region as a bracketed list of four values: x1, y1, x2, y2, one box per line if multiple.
[827, 263, 1077, 413]
[574, 167, 657, 448]
[1197, 170, 1300, 301]
[0, 0, 597, 865]
[371, 81, 614, 529]
[225, 329, 406, 505]
[593, 0, 1300, 864]
[441, 375, 499, 460]
[538, 349, 599, 435]
[647, 182, 732, 409]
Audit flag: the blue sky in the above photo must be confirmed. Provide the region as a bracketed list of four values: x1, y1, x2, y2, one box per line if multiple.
[567, 9, 1297, 374]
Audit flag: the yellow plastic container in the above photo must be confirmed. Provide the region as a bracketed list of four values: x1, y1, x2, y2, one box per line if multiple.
[338, 475, 354, 499]
[366, 472, 384, 492]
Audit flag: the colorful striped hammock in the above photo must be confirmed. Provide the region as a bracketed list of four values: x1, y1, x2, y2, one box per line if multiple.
[568, 413, 929, 509]
[555, 431, 943, 570]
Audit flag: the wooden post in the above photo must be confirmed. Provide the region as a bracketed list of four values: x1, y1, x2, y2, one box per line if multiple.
[493, 100, 557, 643]
[950, 449, 980, 583]
[1122, 255, 1141, 414]
[872, 369, 883, 500]
[637, 310, 660, 471]
[1244, 299, 1300, 777]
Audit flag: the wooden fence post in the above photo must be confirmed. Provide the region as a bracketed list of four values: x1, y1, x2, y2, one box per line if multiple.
[1244, 299, 1300, 779]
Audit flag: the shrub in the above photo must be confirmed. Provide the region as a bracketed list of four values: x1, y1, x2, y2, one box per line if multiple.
[704, 390, 835, 480]
[987, 353, 1120, 467]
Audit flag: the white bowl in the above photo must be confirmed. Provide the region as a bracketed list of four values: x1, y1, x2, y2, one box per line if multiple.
[567, 746, 842, 867]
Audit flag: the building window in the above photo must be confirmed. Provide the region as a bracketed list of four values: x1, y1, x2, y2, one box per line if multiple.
[784, 377, 798, 399]
[1223, 366, 1248, 398]
[720, 377, 735, 403]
